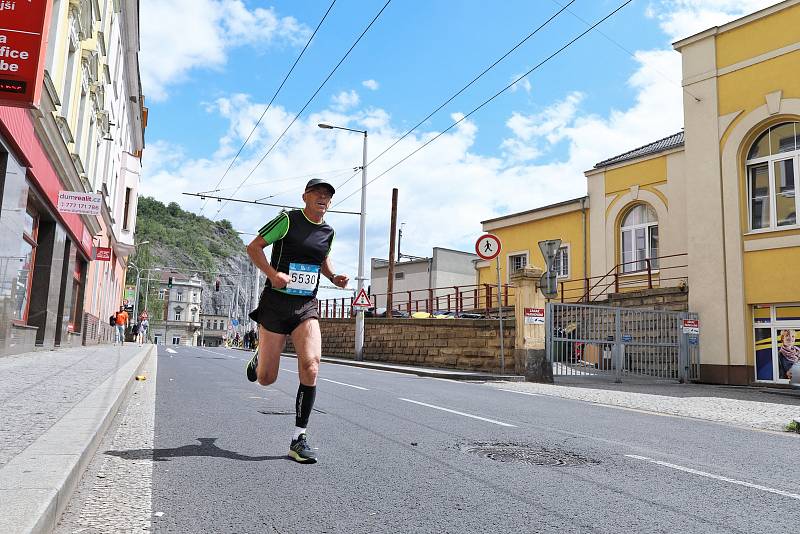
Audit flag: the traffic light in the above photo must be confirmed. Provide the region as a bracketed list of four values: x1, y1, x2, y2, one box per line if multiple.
[168, 277, 173, 288]
[215, 279, 220, 291]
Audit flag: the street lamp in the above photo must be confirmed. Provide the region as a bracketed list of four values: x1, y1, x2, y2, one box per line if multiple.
[318, 122, 368, 361]
[129, 241, 151, 322]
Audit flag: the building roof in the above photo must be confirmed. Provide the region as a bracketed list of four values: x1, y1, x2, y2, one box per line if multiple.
[593, 131, 684, 168]
[480, 196, 587, 226]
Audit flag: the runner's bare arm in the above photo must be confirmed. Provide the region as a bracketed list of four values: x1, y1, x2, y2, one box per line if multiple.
[321, 257, 349, 288]
[246, 236, 289, 288]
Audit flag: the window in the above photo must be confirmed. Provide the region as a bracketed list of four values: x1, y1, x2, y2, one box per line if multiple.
[746, 122, 799, 230]
[552, 245, 570, 278]
[172, 336, 181, 345]
[158, 289, 166, 300]
[176, 289, 183, 302]
[213, 320, 218, 330]
[191, 308, 197, 322]
[394, 272, 404, 280]
[174, 310, 182, 321]
[206, 320, 211, 329]
[14, 208, 38, 322]
[122, 187, 132, 230]
[507, 253, 527, 281]
[220, 320, 225, 330]
[620, 204, 659, 273]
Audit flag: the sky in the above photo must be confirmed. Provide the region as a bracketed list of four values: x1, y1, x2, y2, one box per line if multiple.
[138, 0, 782, 297]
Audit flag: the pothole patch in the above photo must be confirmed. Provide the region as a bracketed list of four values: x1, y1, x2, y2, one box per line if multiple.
[462, 442, 599, 467]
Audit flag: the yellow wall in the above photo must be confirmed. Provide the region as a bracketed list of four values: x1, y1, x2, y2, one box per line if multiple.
[478, 209, 587, 301]
[716, 4, 800, 68]
[743, 248, 800, 303]
[604, 156, 668, 195]
[717, 51, 800, 117]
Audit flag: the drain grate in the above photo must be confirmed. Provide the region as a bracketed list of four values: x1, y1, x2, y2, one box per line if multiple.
[462, 442, 599, 467]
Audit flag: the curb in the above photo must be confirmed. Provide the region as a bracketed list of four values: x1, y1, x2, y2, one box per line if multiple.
[228, 346, 523, 381]
[0, 345, 155, 534]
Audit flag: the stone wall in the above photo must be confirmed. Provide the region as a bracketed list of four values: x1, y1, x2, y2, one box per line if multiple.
[288, 318, 516, 374]
[606, 286, 689, 312]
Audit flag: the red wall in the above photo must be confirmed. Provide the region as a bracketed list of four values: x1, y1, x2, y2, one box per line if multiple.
[0, 106, 92, 258]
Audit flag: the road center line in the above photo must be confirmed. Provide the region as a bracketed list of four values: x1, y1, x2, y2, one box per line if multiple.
[280, 368, 299, 374]
[320, 378, 369, 390]
[399, 398, 516, 427]
[165, 348, 177, 354]
[625, 455, 800, 500]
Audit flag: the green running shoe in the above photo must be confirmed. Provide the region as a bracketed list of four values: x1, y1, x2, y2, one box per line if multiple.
[289, 433, 317, 464]
[246, 351, 258, 382]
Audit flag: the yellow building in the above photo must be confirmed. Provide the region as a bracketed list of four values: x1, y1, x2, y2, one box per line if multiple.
[479, 0, 800, 385]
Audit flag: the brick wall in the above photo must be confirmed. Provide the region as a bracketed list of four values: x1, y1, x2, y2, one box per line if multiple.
[287, 318, 516, 374]
[606, 287, 689, 312]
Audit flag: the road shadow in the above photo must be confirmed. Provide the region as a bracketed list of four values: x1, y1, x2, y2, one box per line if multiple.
[105, 437, 288, 462]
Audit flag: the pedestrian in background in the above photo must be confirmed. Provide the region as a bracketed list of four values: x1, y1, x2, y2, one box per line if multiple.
[138, 311, 149, 346]
[114, 306, 128, 345]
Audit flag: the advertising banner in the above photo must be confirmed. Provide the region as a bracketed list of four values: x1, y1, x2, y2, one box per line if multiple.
[58, 191, 102, 215]
[0, 0, 52, 107]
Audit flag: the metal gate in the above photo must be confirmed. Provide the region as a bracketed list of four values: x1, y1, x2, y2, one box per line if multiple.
[545, 302, 699, 382]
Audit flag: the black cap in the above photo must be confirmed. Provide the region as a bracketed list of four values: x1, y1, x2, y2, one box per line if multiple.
[305, 178, 335, 195]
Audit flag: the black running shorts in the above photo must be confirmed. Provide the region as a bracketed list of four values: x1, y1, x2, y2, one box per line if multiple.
[248, 288, 319, 335]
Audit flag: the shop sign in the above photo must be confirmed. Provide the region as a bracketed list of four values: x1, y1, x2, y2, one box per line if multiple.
[682, 319, 699, 335]
[94, 247, 111, 261]
[58, 191, 102, 215]
[524, 307, 545, 325]
[0, 0, 52, 107]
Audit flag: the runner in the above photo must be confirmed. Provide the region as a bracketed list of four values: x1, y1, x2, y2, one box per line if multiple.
[114, 306, 128, 345]
[245, 178, 349, 464]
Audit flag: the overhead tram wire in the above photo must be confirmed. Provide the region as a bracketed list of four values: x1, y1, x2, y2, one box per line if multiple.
[183, 192, 360, 215]
[334, 0, 635, 207]
[197, 166, 355, 195]
[548, 0, 702, 103]
[333, 0, 577, 192]
[196, 0, 338, 217]
[253, 169, 356, 202]
[212, 0, 393, 221]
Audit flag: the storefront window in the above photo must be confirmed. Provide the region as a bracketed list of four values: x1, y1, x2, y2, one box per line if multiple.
[753, 304, 800, 382]
[13, 209, 38, 322]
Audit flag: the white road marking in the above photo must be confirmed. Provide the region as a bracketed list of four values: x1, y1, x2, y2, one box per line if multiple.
[497, 388, 544, 397]
[625, 455, 800, 501]
[399, 398, 516, 427]
[165, 348, 177, 354]
[199, 348, 239, 359]
[281, 368, 299, 374]
[320, 378, 369, 390]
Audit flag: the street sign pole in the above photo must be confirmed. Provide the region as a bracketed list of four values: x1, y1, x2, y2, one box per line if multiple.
[496, 257, 505, 375]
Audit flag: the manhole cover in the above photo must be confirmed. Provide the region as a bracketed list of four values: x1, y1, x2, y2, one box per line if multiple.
[462, 442, 598, 467]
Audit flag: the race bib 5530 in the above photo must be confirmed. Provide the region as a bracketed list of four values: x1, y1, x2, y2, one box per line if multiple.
[286, 263, 320, 295]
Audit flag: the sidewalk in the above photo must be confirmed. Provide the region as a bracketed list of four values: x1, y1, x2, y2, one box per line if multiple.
[0, 343, 154, 534]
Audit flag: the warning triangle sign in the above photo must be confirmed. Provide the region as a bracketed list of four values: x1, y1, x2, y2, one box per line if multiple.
[352, 288, 372, 308]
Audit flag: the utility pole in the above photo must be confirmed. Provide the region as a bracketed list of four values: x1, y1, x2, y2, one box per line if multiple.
[386, 188, 398, 318]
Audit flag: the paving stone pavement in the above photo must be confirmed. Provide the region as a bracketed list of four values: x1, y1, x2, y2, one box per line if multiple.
[0, 344, 143, 470]
[55, 349, 156, 533]
[487, 379, 800, 431]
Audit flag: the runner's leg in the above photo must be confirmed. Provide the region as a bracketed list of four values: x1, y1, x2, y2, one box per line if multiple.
[288, 318, 321, 462]
[256, 325, 284, 386]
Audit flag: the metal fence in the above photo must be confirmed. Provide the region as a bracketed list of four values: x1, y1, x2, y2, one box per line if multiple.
[546, 302, 699, 382]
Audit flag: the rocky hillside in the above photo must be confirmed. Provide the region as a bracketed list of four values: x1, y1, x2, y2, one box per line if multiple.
[127, 197, 259, 323]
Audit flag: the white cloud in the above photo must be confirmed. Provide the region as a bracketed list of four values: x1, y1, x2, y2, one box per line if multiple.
[330, 90, 361, 112]
[362, 79, 380, 91]
[647, 0, 780, 41]
[509, 72, 532, 94]
[139, 0, 310, 101]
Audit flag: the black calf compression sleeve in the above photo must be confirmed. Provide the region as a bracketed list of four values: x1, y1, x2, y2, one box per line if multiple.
[295, 384, 317, 428]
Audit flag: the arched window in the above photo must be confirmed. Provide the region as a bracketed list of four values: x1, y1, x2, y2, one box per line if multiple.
[620, 204, 658, 274]
[746, 122, 799, 230]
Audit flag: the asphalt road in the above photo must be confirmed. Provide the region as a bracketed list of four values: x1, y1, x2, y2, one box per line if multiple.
[58, 344, 800, 533]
